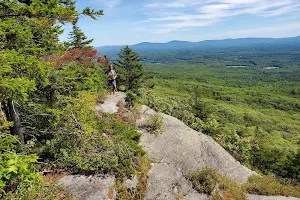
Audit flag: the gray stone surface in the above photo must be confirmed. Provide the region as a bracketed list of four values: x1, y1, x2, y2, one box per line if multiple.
[59, 95, 300, 200]
[58, 175, 116, 200]
[138, 106, 256, 183]
[123, 175, 139, 189]
[96, 92, 125, 114]
[144, 162, 210, 200]
[138, 106, 300, 200]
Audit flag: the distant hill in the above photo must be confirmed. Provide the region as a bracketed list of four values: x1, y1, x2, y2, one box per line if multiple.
[96, 36, 300, 57]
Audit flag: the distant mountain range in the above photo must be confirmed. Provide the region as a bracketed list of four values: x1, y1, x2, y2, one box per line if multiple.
[96, 36, 300, 57]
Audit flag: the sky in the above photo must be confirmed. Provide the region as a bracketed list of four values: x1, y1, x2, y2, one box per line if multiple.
[59, 0, 300, 46]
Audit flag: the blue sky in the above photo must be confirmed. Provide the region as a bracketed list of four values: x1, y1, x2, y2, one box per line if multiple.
[59, 0, 300, 46]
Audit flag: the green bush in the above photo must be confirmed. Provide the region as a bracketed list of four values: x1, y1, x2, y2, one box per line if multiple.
[115, 156, 150, 200]
[141, 113, 164, 134]
[188, 168, 246, 200]
[118, 85, 126, 92]
[243, 175, 300, 197]
[0, 132, 70, 199]
[188, 168, 218, 194]
[43, 110, 144, 178]
[3, 179, 71, 200]
[125, 90, 137, 109]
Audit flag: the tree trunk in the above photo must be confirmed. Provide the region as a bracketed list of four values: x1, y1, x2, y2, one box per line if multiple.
[8, 99, 24, 144]
[0, 102, 5, 120]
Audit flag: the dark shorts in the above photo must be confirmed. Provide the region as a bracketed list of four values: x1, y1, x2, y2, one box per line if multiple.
[108, 79, 117, 89]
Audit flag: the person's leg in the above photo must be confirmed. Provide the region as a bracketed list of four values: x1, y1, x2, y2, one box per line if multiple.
[113, 80, 117, 95]
[109, 80, 114, 95]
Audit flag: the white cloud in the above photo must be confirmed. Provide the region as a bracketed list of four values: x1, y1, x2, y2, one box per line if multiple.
[95, 0, 122, 8]
[131, 27, 147, 31]
[142, 0, 300, 33]
[210, 22, 300, 39]
[145, 0, 203, 8]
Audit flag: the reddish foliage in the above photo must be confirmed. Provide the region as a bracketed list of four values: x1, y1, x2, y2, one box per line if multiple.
[43, 47, 106, 69]
[97, 56, 108, 66]
[49, 47, 105, 67]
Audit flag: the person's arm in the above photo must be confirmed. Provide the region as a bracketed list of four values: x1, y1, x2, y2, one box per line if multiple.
[113, 71, 117, 80]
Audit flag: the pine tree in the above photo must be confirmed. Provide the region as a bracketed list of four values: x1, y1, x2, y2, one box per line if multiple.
[68, 22, 93, 48]
[115, 46, 143, 91]
[0, 0, 103, 143]
[0, 1, 106, 197]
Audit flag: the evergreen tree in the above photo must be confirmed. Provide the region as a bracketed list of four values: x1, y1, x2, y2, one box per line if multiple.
[68, 22, 93, 48]
[0, 0, 103, 143]
[115, 46, 143, 91]
[0, 1, 105, 197]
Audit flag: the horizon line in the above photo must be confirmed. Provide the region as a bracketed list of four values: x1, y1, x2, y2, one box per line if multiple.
[95, 35, 300, 47]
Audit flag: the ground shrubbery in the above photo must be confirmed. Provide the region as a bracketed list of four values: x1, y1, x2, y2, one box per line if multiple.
[42, 92, 144, 178]
[243, 175, 300, 197]
[188, 168, 300, 199]
[139, 113, 164, 135]
[0, 132, 71, 199]
[125, 90, 137, 109]
[188, 168, 246, 200]
[3, 179, 71, 200]
[115, 156, 150, 200]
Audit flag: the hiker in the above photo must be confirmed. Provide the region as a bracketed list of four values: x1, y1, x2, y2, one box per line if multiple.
[108, 64, 117, 95]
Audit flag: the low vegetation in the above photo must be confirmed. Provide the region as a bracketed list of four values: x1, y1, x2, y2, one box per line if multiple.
[243, 175, 300, 197]
[0, 132, 71, 199]
[125, 90, 138, 109]
[42, 93, 144, 177]
[115, 156, 151, 200]
[188, 168, 246, 200]
[189, 168, 300, 199]
[140, 113, 164, 135]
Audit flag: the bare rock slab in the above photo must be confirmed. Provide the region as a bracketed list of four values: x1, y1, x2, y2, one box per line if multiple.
[138, 105, 256, 199]
[58, 175, 116, 200]
[96, 92, 125, 114]
[145, 162, 209, 200]
[138, 106, 256, 183]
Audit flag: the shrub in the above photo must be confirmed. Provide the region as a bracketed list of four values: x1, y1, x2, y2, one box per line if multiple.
[141, 113, 164, 134]
[96, 90, 107, 104]
[3, 179, 71, 200]
[125, 90, 137, 109]
[188, 168, 246, 200]
[188, 168, 218, 194]
[115, 156, 150, 200]
[118, 85, 126, 92]
[117, 100, 141, 125]
[243, 175, 300, 197]
[0, 133, 70, 200]
[43, 111, 144, 178]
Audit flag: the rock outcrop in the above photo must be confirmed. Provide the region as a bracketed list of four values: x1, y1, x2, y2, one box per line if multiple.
[138, 105, 257, 199]
[59, 93, 300, 200]
[58, 175, 116, 200]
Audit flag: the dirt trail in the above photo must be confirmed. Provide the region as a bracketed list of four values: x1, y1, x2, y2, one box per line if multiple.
[96, 92, 126, 114]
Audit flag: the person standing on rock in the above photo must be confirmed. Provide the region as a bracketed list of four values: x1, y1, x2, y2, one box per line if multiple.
[108, 64, 117, 95]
